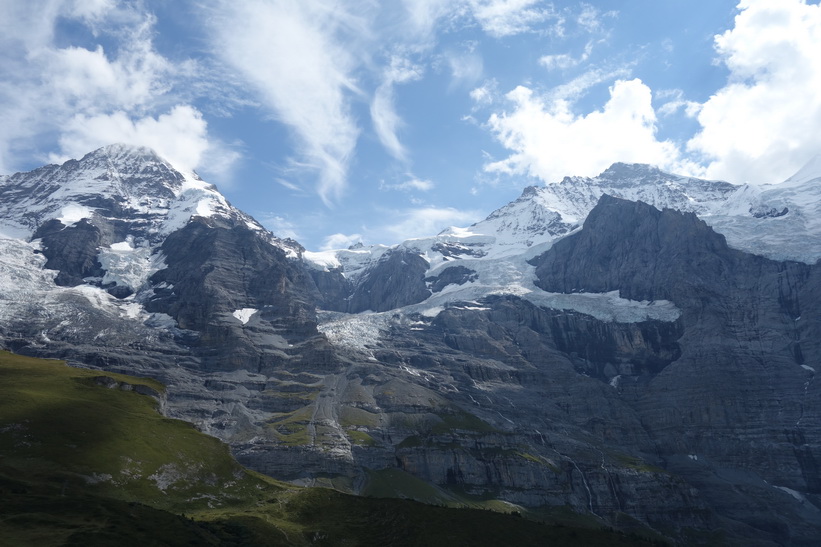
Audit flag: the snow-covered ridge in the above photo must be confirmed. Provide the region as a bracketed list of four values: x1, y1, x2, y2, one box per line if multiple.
[309, 157, 821, 341]
[0, 143, 251, 239]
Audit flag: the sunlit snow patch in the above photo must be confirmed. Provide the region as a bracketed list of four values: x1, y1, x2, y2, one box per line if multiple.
[58, 203, 94, 227]
[774, 485, 806, 502]
[317, 311, 390, 357]
[97, 237, 166, 292]
[232, 308, 258, 324]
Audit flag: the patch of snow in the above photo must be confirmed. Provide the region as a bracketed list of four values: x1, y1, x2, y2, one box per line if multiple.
[419, 306, 445, 317]
[149, 463, 185, 492]
[57, 203, 94, 227]
[399, 365, 422, 377]
[83, 473, 113, 485]
[144, 313, 177, 329]
[121, 302, 143, 319]
[774, 485, 806, 503]
[195, 198, 214, 217]
[801, 365, 816, 373]
[609, 375, 621, 388]
[98, 237, 166, 291]
[688, 454, 698, 461]
[232, 308, 258, 324]
[304, 250, 342, 271]
[317, 311, 390, 356]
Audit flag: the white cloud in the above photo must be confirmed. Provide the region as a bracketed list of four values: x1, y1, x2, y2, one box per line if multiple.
[398, 0, 558, 40]
[371, 56, 424, 162]
[548, 66, 632, 102]
[382, 206, 481, 242]
[656, 89, 701, 118]
[321, 232, 363, 251]
[470, 79, 500, 108]
[382, 177, 436, 192]
[50, 105, 221, 175]
[468, 0, 557, 38]
[0, 1, 234, 179]
[484, 79, 683, 182]
[687, 0, 821, 184]
[576, 3, 606, 33]
[539, 53, 577, 70]
[399, 0, 459, 41]
[539, 41, 593, 70]
[260, 215, 302, 241]
[208, 0, 370, 205]
[446, 49, 484, 88]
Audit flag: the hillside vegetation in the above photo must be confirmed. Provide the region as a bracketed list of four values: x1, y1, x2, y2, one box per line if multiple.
[0, 350, 661, 546]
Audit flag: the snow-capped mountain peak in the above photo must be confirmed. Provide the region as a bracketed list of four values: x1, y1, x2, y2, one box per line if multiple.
[782, 152, 821, 187]
[0, 144, 295, 298]
[0, 143, 245, 240]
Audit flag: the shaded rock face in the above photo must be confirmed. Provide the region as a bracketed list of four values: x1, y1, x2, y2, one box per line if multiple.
[34, 219, 105, 286]
[308, 267, 352, 311]
[145, 217, 334, 373]
[527, 195, 821, 541]
[346, 248, 431, 313]
[309, 248, 432, 313]
[425, 265, 478, 293]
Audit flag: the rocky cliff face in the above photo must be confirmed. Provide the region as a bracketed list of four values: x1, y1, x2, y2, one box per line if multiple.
[2, 147, 821, 544]
[531, 195, 821, 542]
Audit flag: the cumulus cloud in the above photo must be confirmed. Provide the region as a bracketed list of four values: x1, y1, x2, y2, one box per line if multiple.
[321, 232, 364, 251]
[208, 0, 370, 205]
[383, 206, 481, 242]
[50, 106, 228, 176]
[687, 0, 821, 184]
[0, 1, 232, 178]
[484, 79, 682, 182]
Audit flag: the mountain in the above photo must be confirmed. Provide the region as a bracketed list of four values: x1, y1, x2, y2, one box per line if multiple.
[2, 144, 821, 544]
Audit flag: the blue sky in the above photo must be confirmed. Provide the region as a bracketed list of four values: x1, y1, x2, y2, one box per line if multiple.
[1, 0, 820, 250]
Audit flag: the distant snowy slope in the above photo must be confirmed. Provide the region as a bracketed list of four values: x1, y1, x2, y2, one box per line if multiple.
[306, 157, 821, 330]
[707, 154, 821, 263]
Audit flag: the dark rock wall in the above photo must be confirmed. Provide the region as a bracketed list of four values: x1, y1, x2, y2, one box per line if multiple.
[346, 249, 431, 313]
[529, 195, 821, 540]
[146, 217, 333, 372]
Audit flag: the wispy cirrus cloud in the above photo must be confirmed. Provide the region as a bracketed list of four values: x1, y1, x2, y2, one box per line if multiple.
[371, 57, 424, 162]
[207, 0, 372, 205]
[468, 0, 559, 38]
[381, 176, 436, 192]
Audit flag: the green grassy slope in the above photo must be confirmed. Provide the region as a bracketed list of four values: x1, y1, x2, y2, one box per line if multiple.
[0, 350, 663, 546]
